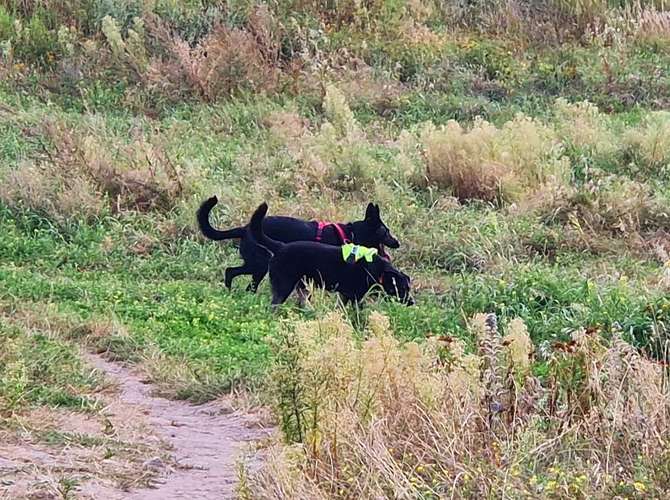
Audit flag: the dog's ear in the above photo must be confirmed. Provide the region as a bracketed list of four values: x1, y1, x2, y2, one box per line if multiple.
[365, 202, 375, 220]
[365, 202, 380, 222]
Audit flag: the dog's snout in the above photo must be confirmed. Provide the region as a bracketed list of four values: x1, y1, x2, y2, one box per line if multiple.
[386, 236, 400, 249]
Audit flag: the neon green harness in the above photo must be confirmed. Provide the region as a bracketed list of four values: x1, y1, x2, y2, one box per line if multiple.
[342, 243, 378, 263]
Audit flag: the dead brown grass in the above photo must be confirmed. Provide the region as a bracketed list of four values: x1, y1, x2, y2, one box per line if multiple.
[146, 8, 280, 103]
[247, 311, 670, 498]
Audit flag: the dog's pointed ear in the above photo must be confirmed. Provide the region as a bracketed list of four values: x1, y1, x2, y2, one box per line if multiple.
[365, 202, 375, 221]
[365, 202, 380, 222]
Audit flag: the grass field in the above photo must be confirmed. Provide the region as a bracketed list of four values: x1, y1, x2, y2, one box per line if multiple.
[2, 1, 670, 498]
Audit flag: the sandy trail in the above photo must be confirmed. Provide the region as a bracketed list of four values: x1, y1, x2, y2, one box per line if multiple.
[85, 353, 271, 500]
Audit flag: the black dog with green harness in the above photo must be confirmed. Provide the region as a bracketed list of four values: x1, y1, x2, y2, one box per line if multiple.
[248, 203, 413, 306]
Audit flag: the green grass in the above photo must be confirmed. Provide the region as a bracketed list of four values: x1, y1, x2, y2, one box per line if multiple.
[2, 198, 668, 398]
[0, 319, 102, 414]
[1, 4, 670, 495]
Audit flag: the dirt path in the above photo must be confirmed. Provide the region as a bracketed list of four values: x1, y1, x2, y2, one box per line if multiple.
[84, 354, 271, 500]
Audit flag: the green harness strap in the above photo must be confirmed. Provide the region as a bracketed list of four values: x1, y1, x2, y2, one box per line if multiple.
[342, 243, 378, 263]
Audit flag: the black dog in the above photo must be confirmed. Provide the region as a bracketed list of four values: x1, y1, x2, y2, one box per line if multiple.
[197, 196, 400, 292]
[248, 202, 413, 306]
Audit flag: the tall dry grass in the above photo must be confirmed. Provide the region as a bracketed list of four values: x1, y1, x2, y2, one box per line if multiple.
[146, 15, 280, 102]
[625, 111, 670, 168]
[246, 310, 670, 498]
[636, 6, 670, 45]
[270, 85, 383, 194]
[405, 114, 569, 203]
[0, 113, 193, 221]
[553, 98, 616, 156]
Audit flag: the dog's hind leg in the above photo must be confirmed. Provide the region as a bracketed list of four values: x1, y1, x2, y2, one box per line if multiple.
[270, 280, 296, 308]
[271, 290, 292, 307]
[224, 264, 254, 289]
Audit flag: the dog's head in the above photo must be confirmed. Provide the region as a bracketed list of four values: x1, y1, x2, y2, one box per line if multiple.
[380, 263, 413, 305]
[353, 203, 400, 258]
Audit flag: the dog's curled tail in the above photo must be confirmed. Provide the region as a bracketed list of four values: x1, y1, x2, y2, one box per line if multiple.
[197, 196, 246, 240]
[249, 202, 283, 255]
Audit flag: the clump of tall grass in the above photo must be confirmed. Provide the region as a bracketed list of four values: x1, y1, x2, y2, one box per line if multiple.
[406, 114, 569, 203]
[0, 114, 194, 222]
[247, 310, 670, 498]
[553, 98, 617, 156]
[625, 111, 670, 169]
[276, 85, 384, 193]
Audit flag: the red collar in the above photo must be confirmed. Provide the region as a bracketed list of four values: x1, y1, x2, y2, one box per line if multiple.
[315, 221, 350, 244]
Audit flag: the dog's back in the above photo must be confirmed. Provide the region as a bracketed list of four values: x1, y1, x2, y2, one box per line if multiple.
[262, 216, 317, 242]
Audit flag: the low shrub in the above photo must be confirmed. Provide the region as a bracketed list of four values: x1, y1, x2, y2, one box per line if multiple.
[0, 10, 60, 66]
[91, 0, 144, 34]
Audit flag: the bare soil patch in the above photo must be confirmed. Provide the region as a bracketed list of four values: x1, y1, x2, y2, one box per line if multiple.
[0, 353, 271, 499]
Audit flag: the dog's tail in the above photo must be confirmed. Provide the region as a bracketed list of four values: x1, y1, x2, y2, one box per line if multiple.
[197, 196, 246, 240]
[249, 202, 283, 255]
